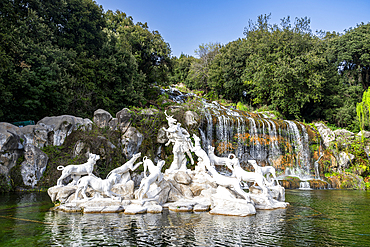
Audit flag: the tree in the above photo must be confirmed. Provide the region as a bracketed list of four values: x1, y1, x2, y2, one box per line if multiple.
[328, 23, 370, 90]
[208, 39, 250, 101]
[241, 14, 327, 119]
[169, 54, 196, 85]
[0, 1, 73, 121]
[187, 42, 221, 91]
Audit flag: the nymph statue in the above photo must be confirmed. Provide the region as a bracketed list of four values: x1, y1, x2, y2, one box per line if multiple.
[163, 111, 194, 172]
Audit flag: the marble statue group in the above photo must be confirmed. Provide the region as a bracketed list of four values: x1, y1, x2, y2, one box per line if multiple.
[48, 112, 288, 216]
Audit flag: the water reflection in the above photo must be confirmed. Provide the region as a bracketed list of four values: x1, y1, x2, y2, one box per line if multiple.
[42, 208, 291, 246]
[1, 191, 370, 246]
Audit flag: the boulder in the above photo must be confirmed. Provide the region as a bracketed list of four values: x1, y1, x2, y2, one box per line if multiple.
[48, 185, 77, 203]
[111, 180, 135, 200]
[93, 109, 113, 128]
[314, 123, 335, 148]
[124, 204, 147, 214]
[333, 129, 355, 143]
[174, 171, 192, 185]
[147, 205, 163, 214]
[108, 118, 118, 131]
[140, 108, 159, 116]
[357, 130, 370, 139]
[156, 127, 168, 144]
[0, 123, 23, 151]
[18, 124, 50, 148]
[337, 152, 355, 171]
[209, 187, 256, 217]
[121, 127, 143, 159]
[0, 150, 22, 176]
[184, 111, 199, 126]
[168, 201, 196, 212]
[20, 144, 48, 187]
[116, 108, 131, 133]
[193, 204, 210, 212]
[73, 140, 85, 157]
[37, 115, 92, 146]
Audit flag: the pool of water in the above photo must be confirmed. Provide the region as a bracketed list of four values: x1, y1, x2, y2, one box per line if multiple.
[0, 190, 369, 246]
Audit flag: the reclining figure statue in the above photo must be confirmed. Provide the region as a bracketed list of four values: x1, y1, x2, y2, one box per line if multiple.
[75, 173, 121, 201]
[57, 153, 100, 187]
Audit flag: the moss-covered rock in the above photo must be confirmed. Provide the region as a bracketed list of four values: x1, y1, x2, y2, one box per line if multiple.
[326, 172, 365, 190]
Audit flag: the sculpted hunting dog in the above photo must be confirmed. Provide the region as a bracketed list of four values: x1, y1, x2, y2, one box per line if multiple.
[57, 153, 100, 187]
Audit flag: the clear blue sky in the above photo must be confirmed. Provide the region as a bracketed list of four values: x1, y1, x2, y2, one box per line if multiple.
[95, 0, 369, 58]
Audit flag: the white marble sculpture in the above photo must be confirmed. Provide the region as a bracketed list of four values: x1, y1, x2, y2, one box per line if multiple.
[208, 145, 235, 171]
[191, 134, 209, 172]
[231, 158, 269, 194]
[249, 160, 279, 186]
[137, 157, 165, 200]
[75, 173, 121, 201]
[192, 134, 251, 201]
[57, 153, 100, 186]
[163, 111, 194, 172]
[106, 152, 142, 184]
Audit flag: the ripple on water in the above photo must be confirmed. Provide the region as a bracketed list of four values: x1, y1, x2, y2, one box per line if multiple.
[1, 190, 370, 246]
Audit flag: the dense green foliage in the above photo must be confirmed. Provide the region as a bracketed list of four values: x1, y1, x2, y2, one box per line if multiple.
[0, 0, 171, 122]
[1, 0, 369, 132]
[170, 15, 370, 130]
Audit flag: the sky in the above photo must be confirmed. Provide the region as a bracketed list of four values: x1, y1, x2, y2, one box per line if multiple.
[95, 0, 369, 58]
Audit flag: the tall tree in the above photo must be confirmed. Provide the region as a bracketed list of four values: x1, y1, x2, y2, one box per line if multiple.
[187, 42, 221, 91]
[241, 15, 327, 119]
[328, 23, 370, 90]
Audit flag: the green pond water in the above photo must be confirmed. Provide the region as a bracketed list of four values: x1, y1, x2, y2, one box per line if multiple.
[0, 190, 369, 246]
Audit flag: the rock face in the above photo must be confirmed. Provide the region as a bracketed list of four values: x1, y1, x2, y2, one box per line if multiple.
[314, 123, 335, 148]
[18, 124, 50, 148]
[334, 129, 355, 142]
[37, 115, 92, 146]
[93, 109, 113, 129]
[337, 152, 355, 171]
[116, 108, 132, 132]
[121, 127, 143, 159]
[0, 123, 23, 177]
[184, 111, 199, 126]
[20, 144, 48, 187]
[209, 186, 256, 217]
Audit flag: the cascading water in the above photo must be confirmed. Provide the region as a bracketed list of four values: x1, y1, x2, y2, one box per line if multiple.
[199, 101, 319, 180]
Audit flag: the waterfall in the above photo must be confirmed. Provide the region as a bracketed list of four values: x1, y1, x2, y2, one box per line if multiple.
[199, 101, 318, 179]
[299, 181, 312, 190]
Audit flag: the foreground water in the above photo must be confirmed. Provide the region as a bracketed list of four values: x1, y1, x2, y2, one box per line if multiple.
[0, 190, 369, 246]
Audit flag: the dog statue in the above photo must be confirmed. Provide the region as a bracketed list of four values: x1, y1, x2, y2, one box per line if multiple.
[249, 160, 279, 186]
[136, 157, 165, 200]
[75, 173, 121, 200]
[57, 153, 100, 187]
[231, 158, 269, 194]
[106, 152, 142, 184]
[208, 145, 235, 171]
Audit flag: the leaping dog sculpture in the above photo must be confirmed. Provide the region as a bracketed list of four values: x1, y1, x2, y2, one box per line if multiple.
[57, 153, 100, 187]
